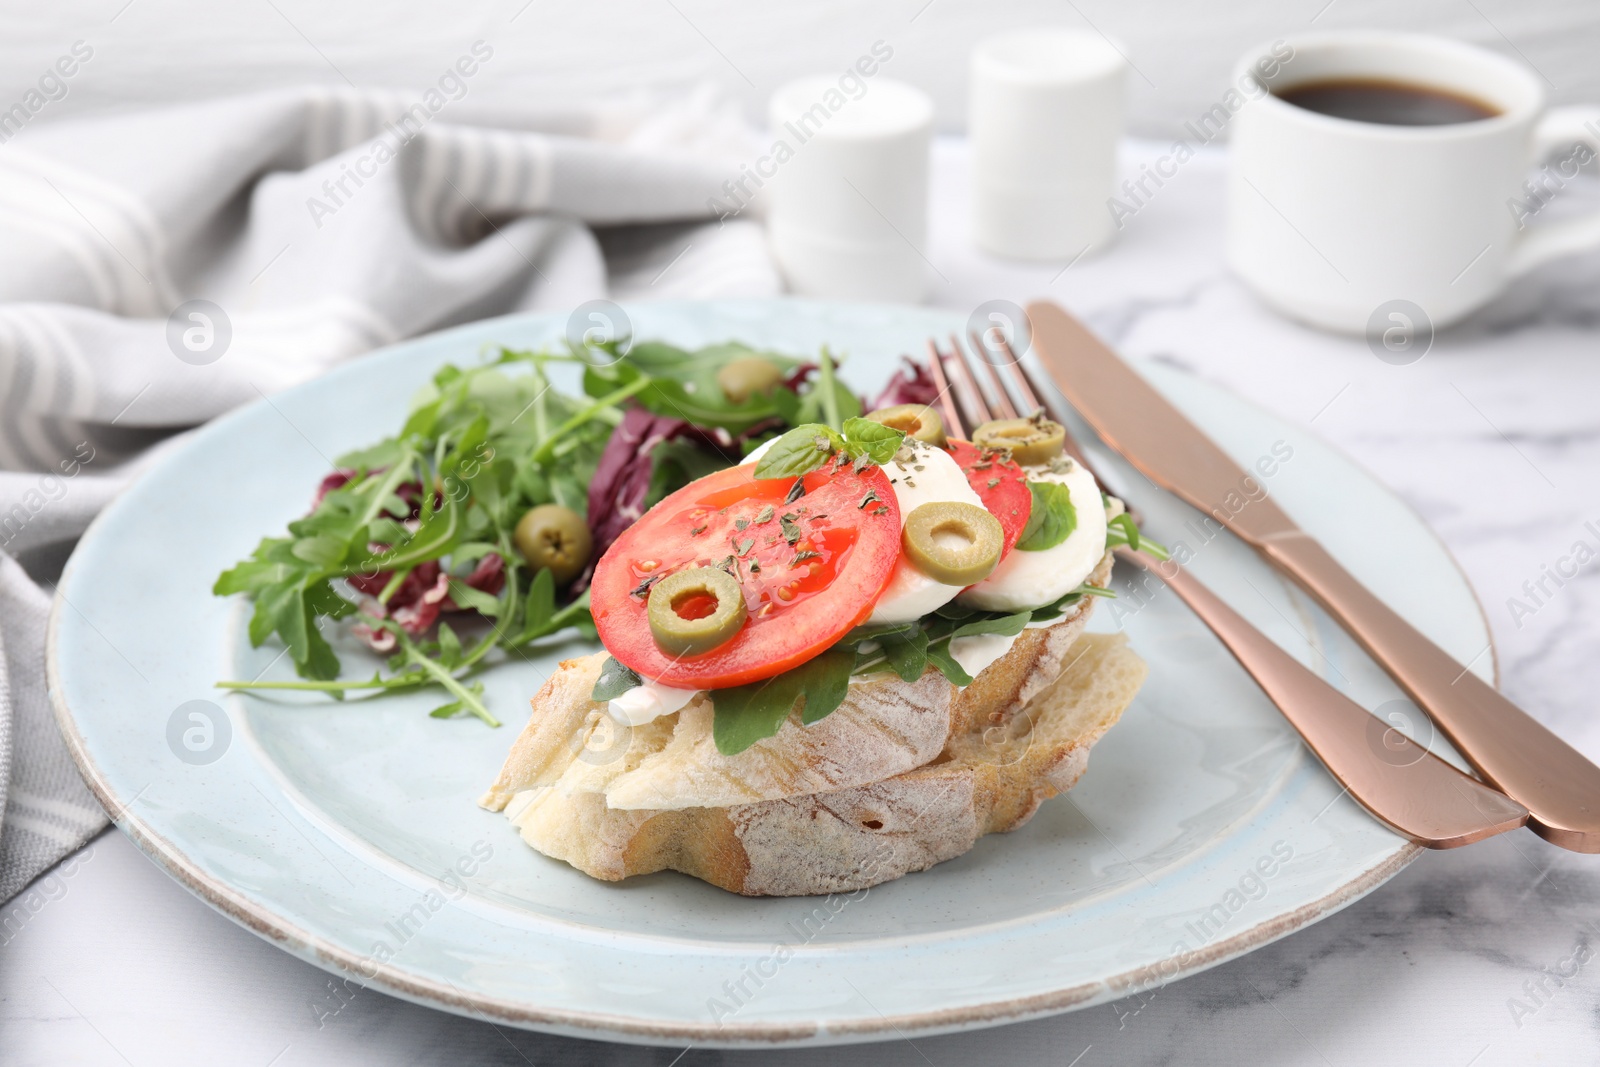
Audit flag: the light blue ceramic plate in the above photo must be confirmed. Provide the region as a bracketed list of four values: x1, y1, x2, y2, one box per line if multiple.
[48, 300, 1492, 1048]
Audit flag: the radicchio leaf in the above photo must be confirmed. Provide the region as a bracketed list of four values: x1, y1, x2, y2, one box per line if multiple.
[346, 550, 507, 648]
[315, 468, 432, 519]
[866, 356, 940, 412]
[574, 408, 697, 593]
[572, 406, 784, 593]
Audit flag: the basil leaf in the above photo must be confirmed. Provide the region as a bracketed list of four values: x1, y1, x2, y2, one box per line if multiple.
[591, 656, 643, 702]
[711, 648, 856, 753]
[841, 417, 905, 464]
[1017, 481, 1077, 552]
[752, 423, 843, 479]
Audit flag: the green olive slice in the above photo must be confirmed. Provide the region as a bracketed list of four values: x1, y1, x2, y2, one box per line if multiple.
[865, 404, 947, 448]
[647, 566, 747, 657]
[716, 356, 785, 404]
[972, 417, 1066, 466]
[513, 504, 592, 584]
[901, 502, 1004, 586]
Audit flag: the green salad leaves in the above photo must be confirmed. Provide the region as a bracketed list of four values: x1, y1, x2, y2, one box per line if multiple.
[215, 340, 815, 725]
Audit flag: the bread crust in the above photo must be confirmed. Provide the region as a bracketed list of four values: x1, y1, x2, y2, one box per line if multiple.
[499, 632, 1146, 895]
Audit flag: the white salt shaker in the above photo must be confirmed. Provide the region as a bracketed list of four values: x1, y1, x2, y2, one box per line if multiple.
[766, 76, 934, 302]
[970, 29, 1128, 260]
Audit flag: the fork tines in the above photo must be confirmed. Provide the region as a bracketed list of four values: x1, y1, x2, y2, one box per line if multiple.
[928, 331, 1094, 473]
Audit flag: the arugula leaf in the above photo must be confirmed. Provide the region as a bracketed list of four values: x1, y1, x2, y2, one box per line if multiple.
[581, 341, 801, 433]
[276, 586, 342, 681]
[446, 578, 501, 617]
[509, 567, 555, 640]
[951, 611, 1031, 640]
[436, 622, 464, 668]
[795, 346, 861, 430]
[1017, 481, 1078, 552]
[875, 626, 930, 682]
[592, 656, 643, 702]
[1105, 512, 1170, 561]
[838, 620, 918, 645]
[710, 648, 856, 754]
[645, 438, 729, 511]
[427, 679, 486, 719]
[926, 642, 973, 687]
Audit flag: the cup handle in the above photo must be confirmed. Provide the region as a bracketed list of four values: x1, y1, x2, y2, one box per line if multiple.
[1507, 106, 1600, 277]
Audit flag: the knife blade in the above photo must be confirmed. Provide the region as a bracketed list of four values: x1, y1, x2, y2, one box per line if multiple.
[1026, 298, 1600, 852]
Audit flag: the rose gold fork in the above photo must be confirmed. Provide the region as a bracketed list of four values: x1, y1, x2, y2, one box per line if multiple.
[926, 332, 1527, 849]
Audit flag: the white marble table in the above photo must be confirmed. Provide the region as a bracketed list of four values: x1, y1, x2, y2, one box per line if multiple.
[6, 138, 1600, 1066]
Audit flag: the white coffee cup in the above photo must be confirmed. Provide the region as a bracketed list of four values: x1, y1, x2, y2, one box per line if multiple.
[1228, 32, 1600, 335]
[969, 28, 1128, 260]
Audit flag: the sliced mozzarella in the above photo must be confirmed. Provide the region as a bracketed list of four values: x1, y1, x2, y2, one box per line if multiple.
[948, 631, 1021, 680]
[865, 439, 982, 625]
[607, 680, 699, 725]
[959, 458, 1108, 613]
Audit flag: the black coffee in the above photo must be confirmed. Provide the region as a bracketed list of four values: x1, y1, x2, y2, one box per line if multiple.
[1275, 78, 1499, 126]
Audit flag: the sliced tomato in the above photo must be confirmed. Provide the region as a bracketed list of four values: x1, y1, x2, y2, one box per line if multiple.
[591, 460, 902, 689]
[947, 439, 1032, 558]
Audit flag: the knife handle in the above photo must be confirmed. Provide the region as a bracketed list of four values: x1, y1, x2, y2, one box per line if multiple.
[1137, 549, 1527, 848]
[1259, 530, 1600, 851]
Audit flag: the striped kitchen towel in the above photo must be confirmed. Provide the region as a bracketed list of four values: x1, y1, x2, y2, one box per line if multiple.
[0, 80, 778, 902]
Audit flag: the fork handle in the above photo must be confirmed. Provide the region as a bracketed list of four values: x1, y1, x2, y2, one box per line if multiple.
[1254, 531, 1600, 852]
[1122, 548, 1528, 848]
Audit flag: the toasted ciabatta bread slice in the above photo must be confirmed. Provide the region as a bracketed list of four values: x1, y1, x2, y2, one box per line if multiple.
[498, 632, 1145, 895]
[479, 654, 955, 813]
[478, 551, 1114, 814]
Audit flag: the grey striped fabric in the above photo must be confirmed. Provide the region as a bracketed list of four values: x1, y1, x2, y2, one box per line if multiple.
[0, 86, 779, 903]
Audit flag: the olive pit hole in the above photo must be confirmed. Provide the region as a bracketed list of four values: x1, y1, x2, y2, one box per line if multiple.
[671, 590, 720, 621]
[930, 520, 976, 551]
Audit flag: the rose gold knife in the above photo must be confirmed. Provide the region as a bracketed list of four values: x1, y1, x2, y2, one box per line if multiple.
[936, 333, 1526, 847]
[1027, 299, 1600, 852]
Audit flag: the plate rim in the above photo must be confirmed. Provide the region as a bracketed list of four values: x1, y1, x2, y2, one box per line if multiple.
[46, 298, 1490, 1046]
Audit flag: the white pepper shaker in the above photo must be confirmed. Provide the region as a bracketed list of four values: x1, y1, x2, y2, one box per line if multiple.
[970, 28, 1128, 260]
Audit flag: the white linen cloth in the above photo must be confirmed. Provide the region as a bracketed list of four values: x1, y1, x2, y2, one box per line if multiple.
[0, 84, 779, 902]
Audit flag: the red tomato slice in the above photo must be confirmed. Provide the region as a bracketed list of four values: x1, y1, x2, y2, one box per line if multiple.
[947, 439, 1032, 558]
[591, 461, 902, 689]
